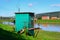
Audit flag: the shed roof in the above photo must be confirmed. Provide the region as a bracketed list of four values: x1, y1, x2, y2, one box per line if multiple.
[15, 12, 34, 14]
[15, 12, 34, 16]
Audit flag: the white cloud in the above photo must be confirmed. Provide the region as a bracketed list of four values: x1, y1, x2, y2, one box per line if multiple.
[28, 3, 33, 7]
[50, 4, 60, 7]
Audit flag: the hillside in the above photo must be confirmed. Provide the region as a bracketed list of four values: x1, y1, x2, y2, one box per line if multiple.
[36, 11, 60, 19]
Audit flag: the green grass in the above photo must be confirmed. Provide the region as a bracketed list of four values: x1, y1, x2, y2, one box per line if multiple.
[35, 30, 60, 40]
[0, 24, 14, 32]
[0, 24, 60, 40]
[37, 20, 60, 23]
[0, 24, 35, 40]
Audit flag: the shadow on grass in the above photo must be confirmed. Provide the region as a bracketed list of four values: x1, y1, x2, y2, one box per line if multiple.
[0, 28, 27, 40]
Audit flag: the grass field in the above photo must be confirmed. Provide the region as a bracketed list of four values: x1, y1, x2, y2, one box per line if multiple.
[0, 24, 35, 40]
[37, 20, 60, 23]
[0, 24, 14, 32]
[0, 24, 60, 40]
[35, 30, 60, 40]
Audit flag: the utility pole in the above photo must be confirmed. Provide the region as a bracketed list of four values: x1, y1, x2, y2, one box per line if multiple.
[17, 0, 20, 12]
[18, 8, 20, 12]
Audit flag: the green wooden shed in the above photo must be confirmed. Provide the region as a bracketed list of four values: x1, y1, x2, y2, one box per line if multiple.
[15, 12, 34, 36]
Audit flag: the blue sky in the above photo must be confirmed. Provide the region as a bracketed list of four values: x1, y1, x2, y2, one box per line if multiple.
[0, 0, 60, 17]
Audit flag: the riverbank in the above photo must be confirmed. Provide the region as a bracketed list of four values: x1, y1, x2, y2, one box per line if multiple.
[0, 19, 13, 23]
[35, 30, 60, 40]
[0, 24, 60, 40]
[0, 24, 35, 40]
[37, 20, 60, 24]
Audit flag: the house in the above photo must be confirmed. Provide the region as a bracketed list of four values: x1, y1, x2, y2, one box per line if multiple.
[57, 18, 60, 20]
[51, 17, 57, 20]
[42, 16, 49, 20]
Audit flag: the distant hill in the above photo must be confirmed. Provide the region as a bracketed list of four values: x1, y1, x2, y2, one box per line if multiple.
[36, 11, 60, 19]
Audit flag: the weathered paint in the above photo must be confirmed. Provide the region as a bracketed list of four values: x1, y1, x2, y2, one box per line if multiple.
[15, 14, 29, 31]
